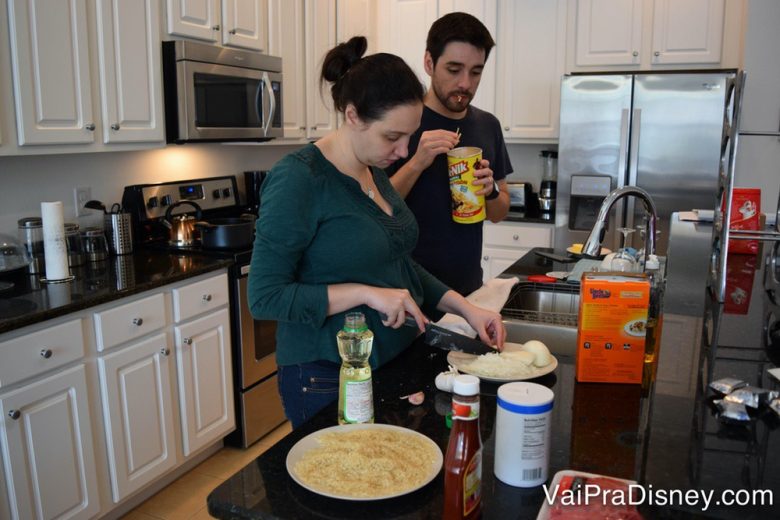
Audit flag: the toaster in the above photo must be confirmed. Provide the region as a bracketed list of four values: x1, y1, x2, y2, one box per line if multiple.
[507, 182, 532, 209]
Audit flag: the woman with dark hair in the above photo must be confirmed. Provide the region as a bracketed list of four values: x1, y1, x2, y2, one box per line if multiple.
[248, 36, 505, 428]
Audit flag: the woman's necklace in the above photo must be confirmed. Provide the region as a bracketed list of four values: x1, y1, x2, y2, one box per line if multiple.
[365, 186, 375, 200]
[360, 170, 375, 199]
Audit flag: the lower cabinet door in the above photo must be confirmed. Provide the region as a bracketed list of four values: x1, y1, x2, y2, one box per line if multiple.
[0, 365, 100, 520]
[175, 308, 235, 456]
[98, 333, 178, 502]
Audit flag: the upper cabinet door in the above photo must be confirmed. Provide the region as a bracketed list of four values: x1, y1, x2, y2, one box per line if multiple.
[651, 0, 725, 65]
[438, 0, 497, 114]
[221, 0, 267, 51]
[574, 0, 643, 67]
[377, 0, 439, 86]
[96, 0, 165, 144]
[268, 0, 306, 139]
[7, 0, 95, 145]
[305, 0, 337, 139]
[496, 0, 566, 140]
[166, 0, 220, 42]
[337, 0, 377, 54]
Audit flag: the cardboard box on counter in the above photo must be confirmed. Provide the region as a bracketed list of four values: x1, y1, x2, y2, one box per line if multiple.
[576, 272, 650, 384]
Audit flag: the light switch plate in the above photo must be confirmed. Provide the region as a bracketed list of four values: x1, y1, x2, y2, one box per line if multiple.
[74, 186, 92, 217]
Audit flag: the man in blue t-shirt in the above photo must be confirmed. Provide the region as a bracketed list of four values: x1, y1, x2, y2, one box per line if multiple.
[387, 12, 512, 296]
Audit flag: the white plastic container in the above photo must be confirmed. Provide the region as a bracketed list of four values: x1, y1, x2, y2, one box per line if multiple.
[494, 382, 554, 487]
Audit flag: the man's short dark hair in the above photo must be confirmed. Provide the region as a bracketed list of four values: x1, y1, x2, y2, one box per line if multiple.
[426, 12, 495, 66]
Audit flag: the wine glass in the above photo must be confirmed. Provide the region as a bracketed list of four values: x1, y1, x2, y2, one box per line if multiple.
[611, 227, 637, 272]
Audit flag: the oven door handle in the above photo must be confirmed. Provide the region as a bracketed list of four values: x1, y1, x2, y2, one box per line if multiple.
[241, 264, 250, 276]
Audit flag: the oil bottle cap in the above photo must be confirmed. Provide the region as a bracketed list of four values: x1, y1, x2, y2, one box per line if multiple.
[453, 374, 480, 396]
[343, 311, 368, 332]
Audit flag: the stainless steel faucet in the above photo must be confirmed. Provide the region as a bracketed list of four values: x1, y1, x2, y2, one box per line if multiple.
[581, 186, 658, 267]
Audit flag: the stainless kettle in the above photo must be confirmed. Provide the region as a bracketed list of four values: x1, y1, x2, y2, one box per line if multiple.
[163, 201, 202, 246]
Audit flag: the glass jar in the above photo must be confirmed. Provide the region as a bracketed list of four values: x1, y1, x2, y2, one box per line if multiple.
[17, 217, 44, 274]
[81, 227, 108, 263]
[64, 223, 85, 267]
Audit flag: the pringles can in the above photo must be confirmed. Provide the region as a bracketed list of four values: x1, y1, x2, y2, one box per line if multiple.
[447, 146, 485, 224]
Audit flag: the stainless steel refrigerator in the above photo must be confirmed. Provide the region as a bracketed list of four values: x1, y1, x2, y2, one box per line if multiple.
[554, 72, 737, 256]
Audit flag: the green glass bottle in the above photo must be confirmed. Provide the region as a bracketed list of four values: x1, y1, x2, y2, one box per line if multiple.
[337, 312, 374, 424]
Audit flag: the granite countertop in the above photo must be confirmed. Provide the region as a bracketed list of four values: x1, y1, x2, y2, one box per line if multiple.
[0, 249, 233, 334]
[207, 225, 780, 519]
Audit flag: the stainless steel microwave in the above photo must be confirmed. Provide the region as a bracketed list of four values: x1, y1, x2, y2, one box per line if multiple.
[162, 40, 283, 143]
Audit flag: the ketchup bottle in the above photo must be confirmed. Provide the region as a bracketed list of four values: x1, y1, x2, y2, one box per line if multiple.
[443, 375, 482, 519]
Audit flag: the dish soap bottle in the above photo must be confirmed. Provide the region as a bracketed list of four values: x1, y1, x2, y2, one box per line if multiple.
[443, 374, 482, 519]
[337, 312, 374, 425]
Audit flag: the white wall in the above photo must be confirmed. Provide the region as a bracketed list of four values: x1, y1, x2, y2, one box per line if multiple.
[0, 142, 550, 234]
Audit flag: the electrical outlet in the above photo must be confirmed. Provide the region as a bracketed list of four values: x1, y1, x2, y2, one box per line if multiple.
[74, 186, 92, 217]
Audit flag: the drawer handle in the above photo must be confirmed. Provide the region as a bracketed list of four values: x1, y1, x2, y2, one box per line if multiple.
[202, 294, 213, 302]
[8, 410, 20, 420]
[512, 234, 519, 241]
[132, 317, 143, 326]
[111, 123, 120, 131]
[160, 348, 170, 356]
[40, 349, 53, 359]
[183, 337, 193, 345]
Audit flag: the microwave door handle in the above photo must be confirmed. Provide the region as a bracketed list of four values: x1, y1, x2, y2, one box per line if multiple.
[255, 80, 264, 130]
[262, 72, 274, 136]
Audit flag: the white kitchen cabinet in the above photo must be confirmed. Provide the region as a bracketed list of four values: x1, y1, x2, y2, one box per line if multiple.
[304, 0, 338, 139]
[7, 0, 95, 145]
[569, 0, 743, 71]
[175, 308, 234, 456]
[495, 0, 566, 141]
[337, 0, 378, 54]
[96, 0, 165, 144]
[267, 0, 307, 139]
[3, 0, 166, 153]
[166, 0, 268, 51]
[482, 221, 554, 281]
[376, 0, 497, 114]
[0, 365, 100, 520]
[97, 333, 177, 503]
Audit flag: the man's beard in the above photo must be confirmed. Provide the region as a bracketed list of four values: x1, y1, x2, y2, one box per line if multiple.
[433, 83, 470, 113]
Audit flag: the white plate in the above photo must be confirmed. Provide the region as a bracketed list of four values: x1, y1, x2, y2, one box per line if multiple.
[624, 319, 647, 337]
[567, 245, 612, 256]
[446, 343, 558, 383]
[286, 423, 443, 501]
[545, 271, 570, 280]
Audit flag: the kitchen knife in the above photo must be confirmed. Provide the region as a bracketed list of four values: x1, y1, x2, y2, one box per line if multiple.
[381, 314, 496, 355]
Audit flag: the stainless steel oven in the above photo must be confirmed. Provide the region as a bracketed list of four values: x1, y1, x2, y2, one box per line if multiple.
[162, 40, 283, 143]
[232, 263, 286, 446]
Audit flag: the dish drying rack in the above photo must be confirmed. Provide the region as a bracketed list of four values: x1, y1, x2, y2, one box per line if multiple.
[501, 281, 579, 328]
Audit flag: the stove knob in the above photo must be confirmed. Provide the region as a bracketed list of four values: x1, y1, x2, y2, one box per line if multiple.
[222, 188, 231, 198]
[213, 189, 221, 199]
[161, 195, 173, 207]
[147, 196, 159, 209]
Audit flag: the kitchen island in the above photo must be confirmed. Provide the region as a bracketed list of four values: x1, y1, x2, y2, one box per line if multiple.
[207, 218, 780, 519]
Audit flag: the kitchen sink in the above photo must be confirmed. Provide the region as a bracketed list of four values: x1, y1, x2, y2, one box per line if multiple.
[501, 281, 579, 357]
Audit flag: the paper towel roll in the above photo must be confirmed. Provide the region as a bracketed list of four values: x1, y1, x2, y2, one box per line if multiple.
[41, 201, 70, 281]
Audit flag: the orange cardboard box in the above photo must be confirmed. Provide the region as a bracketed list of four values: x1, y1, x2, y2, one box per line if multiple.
[576, 273, 650, 384]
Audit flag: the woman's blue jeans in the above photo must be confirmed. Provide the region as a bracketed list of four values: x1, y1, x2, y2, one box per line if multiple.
[277, 360, 340, 429]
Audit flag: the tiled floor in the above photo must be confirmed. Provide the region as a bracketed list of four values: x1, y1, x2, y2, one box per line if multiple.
[122, 422, 292, 520]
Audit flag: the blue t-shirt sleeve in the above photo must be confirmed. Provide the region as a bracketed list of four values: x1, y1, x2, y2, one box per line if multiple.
[247, 157, 330, 328]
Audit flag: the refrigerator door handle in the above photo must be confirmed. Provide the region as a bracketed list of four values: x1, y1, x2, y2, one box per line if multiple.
[625, 108, 642, 231]
[617, 109, 630, 189]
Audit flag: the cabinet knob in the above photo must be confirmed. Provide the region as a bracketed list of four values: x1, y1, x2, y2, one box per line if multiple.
[513, 234, 519, 241]
[632, 50, 639, 57]
[212, 24, 220, 31]
[229, 28, 237, 35]
[132, 317, 143, 326]
[299, 126, 306, 131]
[160, 347, 170, 356]
[202, 294, 213, 302]
[183, 337, 193, 345]
[40, 349, 53, 359]
[111, 123, 120, 131]
[483, 255, 489, 261]
[85, 123, 95, 131]
[504, 126, 509, 131]
[8, 410, 20, 420]
[654, 51, 660, 57]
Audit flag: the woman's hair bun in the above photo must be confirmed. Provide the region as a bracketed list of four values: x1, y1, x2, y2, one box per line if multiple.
[322, 36, 368, 83]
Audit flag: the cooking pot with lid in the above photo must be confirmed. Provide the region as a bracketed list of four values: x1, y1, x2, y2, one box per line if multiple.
[163, 201, 202, 246]
[195, 215, 255, 249]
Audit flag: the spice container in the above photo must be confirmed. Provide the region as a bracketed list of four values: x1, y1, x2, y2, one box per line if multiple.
[443, 374, 482, 519]
[494, 382, 554, 487]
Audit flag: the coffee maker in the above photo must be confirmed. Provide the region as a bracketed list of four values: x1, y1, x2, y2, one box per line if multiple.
[538, 151, 557, 214]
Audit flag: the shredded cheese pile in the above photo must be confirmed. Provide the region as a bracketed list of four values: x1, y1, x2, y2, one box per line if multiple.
[293, 429, 440, 498]
[462, 352, 536, 378]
